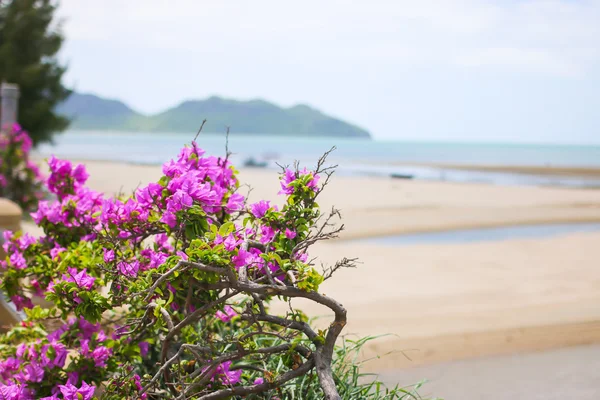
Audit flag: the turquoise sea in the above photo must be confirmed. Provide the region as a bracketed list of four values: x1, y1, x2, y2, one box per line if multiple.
[36, 131, 600, 188]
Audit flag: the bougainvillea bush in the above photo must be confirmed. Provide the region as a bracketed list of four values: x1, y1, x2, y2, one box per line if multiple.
[0, 136, 422, 399]
[0, 124, 45, 213]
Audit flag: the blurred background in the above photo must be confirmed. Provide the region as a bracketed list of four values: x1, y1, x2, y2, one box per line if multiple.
[2, 1, 600, 399]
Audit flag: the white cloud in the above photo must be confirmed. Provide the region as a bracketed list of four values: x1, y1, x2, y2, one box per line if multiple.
[57, 0, 600, 74]
[453, 47, 585, 77]
[54, 0, 600, 141]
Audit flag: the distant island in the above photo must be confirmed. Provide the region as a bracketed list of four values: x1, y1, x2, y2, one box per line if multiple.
[57, 92, 371, 139]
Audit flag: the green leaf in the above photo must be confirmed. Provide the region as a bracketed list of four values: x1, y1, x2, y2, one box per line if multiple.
[24, 305, 50, 320]
[219, 221, 234, 236]
[272, 253, 283, 265]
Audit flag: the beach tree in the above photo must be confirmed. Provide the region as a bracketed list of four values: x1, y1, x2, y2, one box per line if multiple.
[0, 0, 71, 145]
[0, 133, 422, 399]
[0, 123, 45, 211]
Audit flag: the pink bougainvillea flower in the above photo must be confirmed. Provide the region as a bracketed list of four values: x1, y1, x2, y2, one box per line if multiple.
[215, 305, 237, 323]
[22, 364, 44, 383]
[279, 168, 320, 195]
[216, 361, 242, 385]
[52, 344, 68, 369]
[160, 211, 177, 228]
[294, 252, 309, 263]
[147, 249, 167, 270]
[168, 190, 193, 213]
[279, 169, 296, 195]
[231, 248, 251, 269]
[72, 164, 89, 186]
[65, 267, 95, 290]
[50, 245, 66, 260]
[25, 160, 42, 180]
[10, 295, 33, 311]
[2, 230, 12, 245]
[90, 346, 111, 367]
[166, 283, 176, 295]
[285, 228, 297, 239]
[16, 233, 36, 250]
[135, 182, 163, 207]
[176, 251, 188, 261]
[0, 358, 19, 380]
[58, 381, 95, 400]
[133, 374, 147, 400]
[223, 234, 239, 251]
[225, 193, 244, 212]
[249, 200, 270, 219]
[46, 157, 89, 198]
[15, 344, 27, 359]
[103, 248, 115, 263]
[155, 233, 173, 251]
[66, 371, 79, 386]
[259, 225, 276, 244]
[77, 318, 102, 340]
[308, 174, 320, 190]
[138, 341, 149, 357]
[0, 383, 33, 400]
[8, 253, 26, 270]
[117, 260, 139, 278]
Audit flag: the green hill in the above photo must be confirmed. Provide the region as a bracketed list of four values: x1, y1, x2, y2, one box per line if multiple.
[55, 93, 144, 131]
[57, 92, 371, 139]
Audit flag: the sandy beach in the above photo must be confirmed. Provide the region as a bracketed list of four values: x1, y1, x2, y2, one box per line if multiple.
[23, 159, 600, 397]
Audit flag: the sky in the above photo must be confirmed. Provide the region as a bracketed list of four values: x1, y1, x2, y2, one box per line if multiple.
[56, 0, 600, 144]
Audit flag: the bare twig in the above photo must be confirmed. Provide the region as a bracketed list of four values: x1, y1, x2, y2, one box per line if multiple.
[193, 119, 207, 142]
[322, 257, 359, 281]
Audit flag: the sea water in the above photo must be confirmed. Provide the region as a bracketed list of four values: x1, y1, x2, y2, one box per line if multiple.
[36, 131, 600, 188]
[360, 222, 600, 246]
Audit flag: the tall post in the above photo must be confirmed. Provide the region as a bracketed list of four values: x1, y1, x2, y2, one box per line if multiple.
[1, 83, 20, 129]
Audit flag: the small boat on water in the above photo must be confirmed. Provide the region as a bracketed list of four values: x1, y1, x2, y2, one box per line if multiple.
[390, 173, 414, 180]
[243, 157, 269, 168]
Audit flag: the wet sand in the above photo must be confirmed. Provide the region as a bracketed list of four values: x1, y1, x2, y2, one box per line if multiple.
[425, 163, 600, 178]
[377, 344, 600, 400]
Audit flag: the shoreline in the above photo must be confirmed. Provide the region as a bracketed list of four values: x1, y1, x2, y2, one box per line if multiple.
[357, 159, 600, 178]
[43, 157, 600, 177]
[30, 158, 600, 240]
[33, 154, 600, 185]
